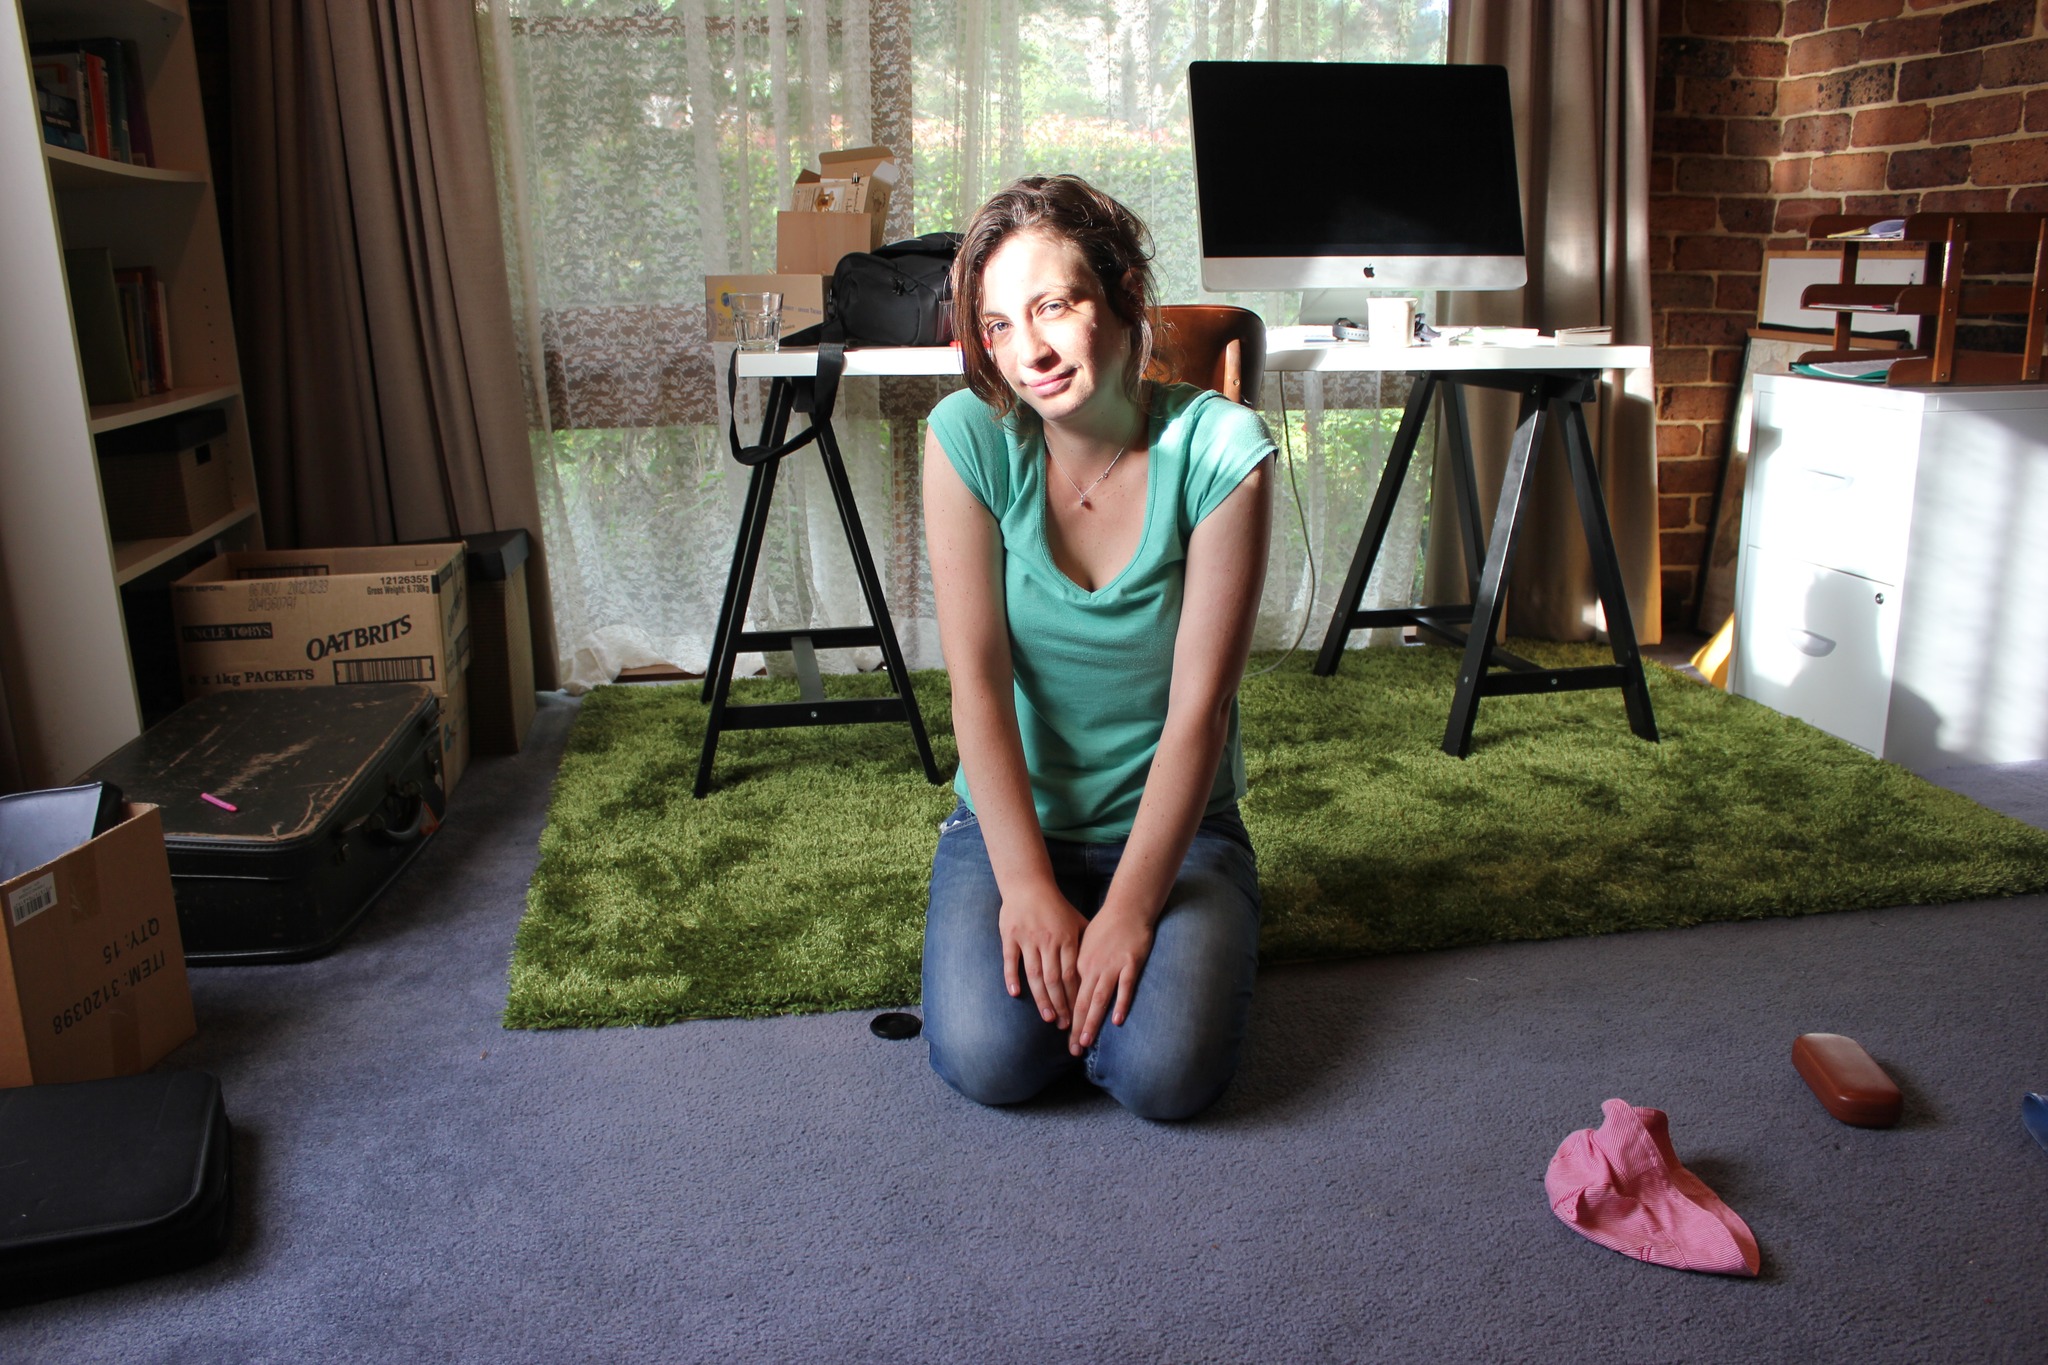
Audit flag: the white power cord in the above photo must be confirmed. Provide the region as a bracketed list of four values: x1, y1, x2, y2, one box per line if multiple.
[1245, 371, 1316, 679]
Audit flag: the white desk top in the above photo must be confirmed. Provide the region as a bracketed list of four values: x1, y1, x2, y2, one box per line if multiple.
[1263, 327, 1649, 374]
[733, 326, 1650, 379]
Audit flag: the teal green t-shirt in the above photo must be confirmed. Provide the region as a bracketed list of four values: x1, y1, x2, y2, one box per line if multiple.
[929, 381, 1275, 840]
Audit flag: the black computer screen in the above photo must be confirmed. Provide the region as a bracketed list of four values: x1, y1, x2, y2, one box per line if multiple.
[1189, 61, 1525, 262]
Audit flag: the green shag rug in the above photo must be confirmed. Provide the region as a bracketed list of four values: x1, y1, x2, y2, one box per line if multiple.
[504, 645, 2048, 1028]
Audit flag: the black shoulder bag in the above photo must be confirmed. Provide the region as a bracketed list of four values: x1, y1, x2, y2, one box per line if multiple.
[727, 232, 963, 466]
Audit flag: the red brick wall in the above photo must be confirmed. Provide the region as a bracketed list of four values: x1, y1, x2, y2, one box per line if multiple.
[1649, 0, 2048, 632]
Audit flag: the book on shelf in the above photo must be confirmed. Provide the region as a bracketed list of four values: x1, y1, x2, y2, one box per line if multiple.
[119, 40, 153, 166]
[29, 38, 151, 166]
[112, 267, 173, 396]
[83, 38, 128, 163]
[79, 49, 107, 158]
[30, 56, 87, 153]
[64, 250, 174, 405]
[114, 270, 147, 394]
[150, 277, 172, 389]
[63, 248, 136, 406]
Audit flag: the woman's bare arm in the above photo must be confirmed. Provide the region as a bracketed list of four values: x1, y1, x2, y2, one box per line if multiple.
[1068, 455, 1273, 1052]
[923, 426, 1088, 1029]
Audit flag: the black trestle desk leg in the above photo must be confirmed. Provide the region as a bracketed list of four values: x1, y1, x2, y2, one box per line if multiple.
[1314, 373, 1439, 676]
[1553, 396, 1658, 743]
[704, 378, 796, 704]
[701, 458, 768, 705]
[1444, 385, 1547, 758]
[813, 418, 942, 785]
[1440, 380, 1486, 597]
[695, 448, 785, 798]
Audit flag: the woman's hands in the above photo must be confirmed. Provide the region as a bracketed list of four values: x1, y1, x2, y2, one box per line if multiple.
[999, 885, 1088, 1029]
[1070, 907, 1155, 1054]
[1001, 885, 1157, 1052]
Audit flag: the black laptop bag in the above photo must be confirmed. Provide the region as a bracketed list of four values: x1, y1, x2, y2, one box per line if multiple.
[0, 1071, 232, 1306]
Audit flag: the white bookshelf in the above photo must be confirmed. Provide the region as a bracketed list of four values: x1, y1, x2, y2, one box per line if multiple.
[1, 0, 261, 786]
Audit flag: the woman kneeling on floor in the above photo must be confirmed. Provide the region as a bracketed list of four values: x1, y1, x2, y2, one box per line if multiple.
[920, 175, 1275, 1121]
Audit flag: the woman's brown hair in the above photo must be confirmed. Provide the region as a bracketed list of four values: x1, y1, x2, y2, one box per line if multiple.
[950, 175, 1158, 418]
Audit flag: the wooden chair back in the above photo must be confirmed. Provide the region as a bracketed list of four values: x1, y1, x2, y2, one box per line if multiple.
[1150, 305, 1266, 407]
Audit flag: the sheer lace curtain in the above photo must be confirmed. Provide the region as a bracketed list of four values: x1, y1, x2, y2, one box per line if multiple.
[480, 0, 1447, 693]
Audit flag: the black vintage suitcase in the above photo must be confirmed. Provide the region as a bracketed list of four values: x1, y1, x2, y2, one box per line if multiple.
[86, 685, 446, 964]
[0, 1071, 232, 1307]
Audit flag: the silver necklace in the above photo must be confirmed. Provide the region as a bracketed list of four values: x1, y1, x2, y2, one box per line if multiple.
[1047, 441, 1128, 509]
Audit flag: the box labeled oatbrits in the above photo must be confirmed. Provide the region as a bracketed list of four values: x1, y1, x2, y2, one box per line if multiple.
[170, 544, 472, 787]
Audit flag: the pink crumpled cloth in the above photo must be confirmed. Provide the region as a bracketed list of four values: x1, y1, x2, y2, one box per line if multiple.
[1545, 1098, 1760, 1277]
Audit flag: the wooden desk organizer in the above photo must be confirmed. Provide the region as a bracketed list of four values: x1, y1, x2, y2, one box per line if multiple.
[1797, 212, 2048, 386]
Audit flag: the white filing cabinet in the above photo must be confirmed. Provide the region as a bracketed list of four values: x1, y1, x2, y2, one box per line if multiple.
[1733, 373, 2048, 770]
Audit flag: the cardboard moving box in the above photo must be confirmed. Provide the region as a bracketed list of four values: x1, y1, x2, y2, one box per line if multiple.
[703, 274, 830, 343]
[0, 804, 197, 1089]
[171, 544, 472, 789]
[775, 145, 898, 274]
[775, 214, 882, 276]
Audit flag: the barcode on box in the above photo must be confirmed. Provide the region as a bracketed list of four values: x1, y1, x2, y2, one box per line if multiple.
[333, 655, 436, 684]
[8, 873, 57, 927]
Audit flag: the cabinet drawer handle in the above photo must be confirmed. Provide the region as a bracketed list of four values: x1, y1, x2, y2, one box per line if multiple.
[1792, 630, 1836, 658]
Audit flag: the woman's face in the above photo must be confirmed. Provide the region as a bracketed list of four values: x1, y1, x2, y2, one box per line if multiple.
[976, 229, 1132, 429]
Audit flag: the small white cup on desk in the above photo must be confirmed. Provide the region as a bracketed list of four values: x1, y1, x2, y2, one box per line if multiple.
[1366, 296, 1418, 348]
[730, 291, 784, 352]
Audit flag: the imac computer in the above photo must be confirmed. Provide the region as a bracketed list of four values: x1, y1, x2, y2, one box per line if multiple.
[1188, 61, 1527, 322]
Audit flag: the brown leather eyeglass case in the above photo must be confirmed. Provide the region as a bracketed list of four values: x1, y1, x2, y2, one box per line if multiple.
[1793, 1033, 1903, 1128]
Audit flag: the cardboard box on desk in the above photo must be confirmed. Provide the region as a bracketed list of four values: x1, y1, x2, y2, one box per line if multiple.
[0, 804, 196, 1089]
[791, 179, 875, 213]
[775, 213, 884, 275]
[703, 274, 830, 343]
[775, 145, 898, 274]
[170, 544, 472, 790]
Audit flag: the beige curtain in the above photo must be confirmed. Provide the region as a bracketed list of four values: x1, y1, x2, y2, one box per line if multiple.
[233, 0, 559, 687]
[1431, 0, 1661, 645]
[0, 670, 20, 794]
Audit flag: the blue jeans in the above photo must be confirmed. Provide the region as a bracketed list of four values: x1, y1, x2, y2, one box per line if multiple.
[921, 802, 1262, 1121]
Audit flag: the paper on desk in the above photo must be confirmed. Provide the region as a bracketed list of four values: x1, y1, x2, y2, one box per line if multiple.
[1790, 357, 1899, 382]
[1826, 218, 1905, 240]
[1453, 326, 1545, 346]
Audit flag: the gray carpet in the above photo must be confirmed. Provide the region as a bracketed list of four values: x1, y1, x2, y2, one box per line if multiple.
[3, 692, 2045, 1363]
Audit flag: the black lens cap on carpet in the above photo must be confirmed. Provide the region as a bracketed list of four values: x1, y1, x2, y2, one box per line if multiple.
[869, 1012, 922, 1041]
